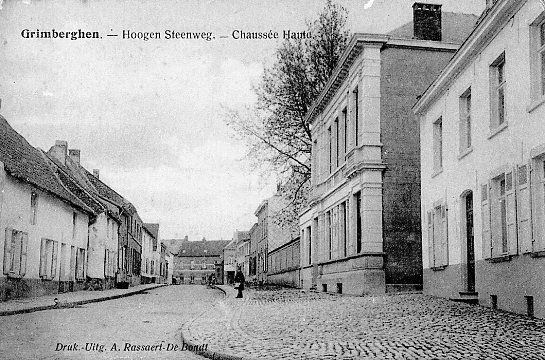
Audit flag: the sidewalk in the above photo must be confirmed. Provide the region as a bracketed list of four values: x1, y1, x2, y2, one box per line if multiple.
[0, 283, 166, 316]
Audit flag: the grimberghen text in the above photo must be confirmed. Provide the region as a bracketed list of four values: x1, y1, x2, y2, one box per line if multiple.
[21, 29, 100, 40]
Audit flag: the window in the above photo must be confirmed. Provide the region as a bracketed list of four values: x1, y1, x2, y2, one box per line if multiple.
[326, 211, 332, 260]
[531, 17, 545, 101]
[151, 260, 155, 274]
[72, 212, 77, 240]
[3, 229, 28, 277]
[190, 260, 194, 270]
[75, 247, 86, 280]
[459, 88, 472, 152]
[342, 107, 348, 155]
[40, 238, 58, 280]
[355, 192, 362, 253]
[341, 201, 347, 258]
[30, 191, 38, 225]
[433, 117, 443, 172]
[353, 87, 359, 147]
[202, 260, 206, 269]
[490, 52, 506, 128]
[335, 117, 340, 168]
[307, 225, 312, 265]
[484, 171, 516, 258]
[426, 203, 448, 268]
[328, 126, 332, 174]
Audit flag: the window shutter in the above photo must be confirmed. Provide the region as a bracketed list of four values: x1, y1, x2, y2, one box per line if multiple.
[481, 183, 492, 259]
[39, 238, 47, 277]
[70, 246, 76, 281]
[104, 249, 108, 277]
[3, 227, 13, 275]
[427, 211, 434, 268]
[441, 204, 449, 266]
[51, 241, 58, 279]
[506, 170, 518, 255]
[517, 163, 533, 253]
[19, 232, 28, 276]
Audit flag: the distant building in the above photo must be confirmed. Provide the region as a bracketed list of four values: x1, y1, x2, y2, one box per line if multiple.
[173, 239, 230, 284]
[141, 224, 159, 284]
[300, 3, 478, 295]
[414, 0, 545, 318]
[248, 223, 258, 282]
[222, 239, 236, 284]
[0, 117, 93, 300]
[234, 230, 250, 277]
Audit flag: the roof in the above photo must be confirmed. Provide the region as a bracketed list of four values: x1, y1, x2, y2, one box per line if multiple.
[82, 167, 137, 214]
[43, 152, 105, 216]
[143, 223, 159, 239]
[388, 12, 479, 44]
[176, 240, 231, 257]
[0, 116, 93, 214]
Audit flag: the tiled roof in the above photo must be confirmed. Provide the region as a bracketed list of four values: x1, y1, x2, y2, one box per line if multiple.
[82, 168, 137, 214]
[0, 115, 93, 214]
[43, 153, 105, 215]
[388, 12, 479, 44]
[143, 223, 159, 239]
[176, 240, 231, 257]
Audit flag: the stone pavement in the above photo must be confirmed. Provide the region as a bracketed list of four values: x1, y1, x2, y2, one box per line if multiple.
[0, 283, 165, 316]
[183, 286, 545, 359]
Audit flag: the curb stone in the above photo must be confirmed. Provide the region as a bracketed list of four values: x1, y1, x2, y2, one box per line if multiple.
[180, 284, 247, 360]
[0, 284, 166, 316]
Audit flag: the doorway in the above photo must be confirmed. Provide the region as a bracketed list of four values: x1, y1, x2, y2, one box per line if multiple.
[465, 192, 475, 292]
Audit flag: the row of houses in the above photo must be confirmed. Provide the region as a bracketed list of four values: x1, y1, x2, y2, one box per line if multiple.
[0, 116, 172, 301]
[227, 0, 545, 319]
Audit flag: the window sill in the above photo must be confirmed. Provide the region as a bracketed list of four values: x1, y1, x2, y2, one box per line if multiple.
[487, 254, 512, 263]
[487, 122, 508, 140]
[458, 147, 473, 161]
[6, 273, 24, 279]
[431, 168, 443, 178]
[431, 265, 448, 271]
[527, 96, 545, 113]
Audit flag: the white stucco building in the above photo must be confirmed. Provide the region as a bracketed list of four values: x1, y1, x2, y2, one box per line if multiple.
[415, 0, 545, 318]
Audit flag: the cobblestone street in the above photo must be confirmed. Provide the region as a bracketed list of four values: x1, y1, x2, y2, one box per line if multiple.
[185, 286, 545, 359]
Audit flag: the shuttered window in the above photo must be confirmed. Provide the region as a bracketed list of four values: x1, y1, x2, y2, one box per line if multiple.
[40, 238, 58, 280]
[427, 202, 448, 268]
[3, 229, 28, 277]
[517, 164, 533, 253]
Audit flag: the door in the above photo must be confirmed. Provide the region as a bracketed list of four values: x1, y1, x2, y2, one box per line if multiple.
[466, 193, 475, 292]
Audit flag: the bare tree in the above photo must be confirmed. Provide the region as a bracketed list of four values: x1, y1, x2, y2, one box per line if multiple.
[225, 0, 350, 228]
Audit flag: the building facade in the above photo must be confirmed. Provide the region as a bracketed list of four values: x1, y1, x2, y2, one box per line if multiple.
[0, 117, 93, 300]
[248, 223, 258, 283]
[234, 230, 250, 277]
[222, 239, 236, 284]
[300, 3, 478, 295]
[415, 0, 545, 318]
[173, 239, 230, 284]
[267, 236, 301, 287]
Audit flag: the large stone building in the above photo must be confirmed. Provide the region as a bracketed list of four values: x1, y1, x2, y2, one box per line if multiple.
[414, 0, 545, 318]
[173, 239, 230, 284]
[300, 3, 478, 295]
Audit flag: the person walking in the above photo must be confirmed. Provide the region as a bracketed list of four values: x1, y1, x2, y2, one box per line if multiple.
[234, 267, 245, 298]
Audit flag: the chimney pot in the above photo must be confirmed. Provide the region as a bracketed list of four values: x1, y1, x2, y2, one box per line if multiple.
[68, 149, 81, 165]
[93, 169, 100, 179]
[413, 2, 442, 42]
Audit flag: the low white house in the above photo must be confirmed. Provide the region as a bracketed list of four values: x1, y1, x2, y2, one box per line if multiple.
[415, 0, 545, 318]
[0, 116, 93, 300]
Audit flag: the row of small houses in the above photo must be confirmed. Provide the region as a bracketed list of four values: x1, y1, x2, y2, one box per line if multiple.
[0, 115, 172, 301]
[225, 0, 545, 320]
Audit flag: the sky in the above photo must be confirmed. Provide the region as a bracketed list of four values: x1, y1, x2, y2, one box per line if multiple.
[0, 0, 485, 240]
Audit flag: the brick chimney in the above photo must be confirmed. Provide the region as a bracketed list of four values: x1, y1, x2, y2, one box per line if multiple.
[68, 149, 80, 165]
[49, 140, 68, 165]
[93, 169, 100, 179]
[413, 3, 442, 41]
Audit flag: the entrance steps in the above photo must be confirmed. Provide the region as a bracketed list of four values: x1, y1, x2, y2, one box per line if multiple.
[450, 291, 479, 305]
